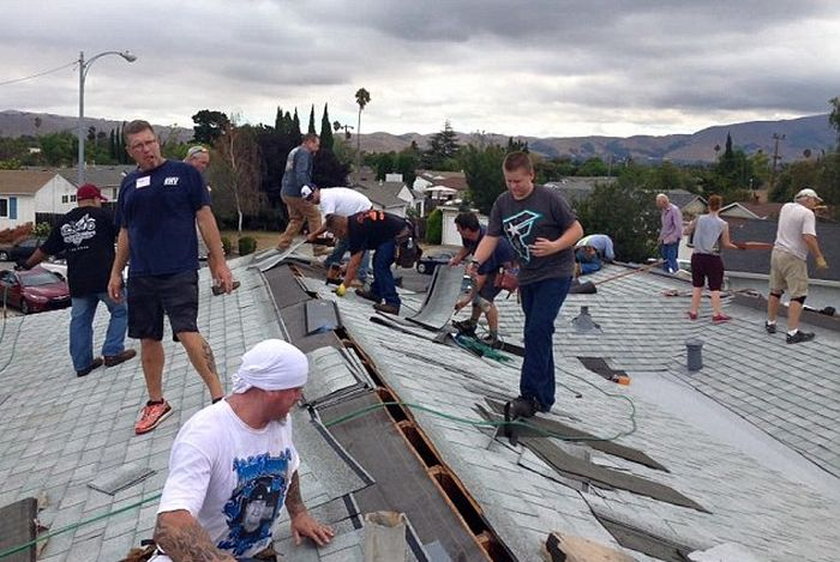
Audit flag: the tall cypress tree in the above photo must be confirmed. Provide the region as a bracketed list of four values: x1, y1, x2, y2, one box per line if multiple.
[292, 109, 302, 146]
[308, 105, 316, 134]
[320, 103, 334, 150]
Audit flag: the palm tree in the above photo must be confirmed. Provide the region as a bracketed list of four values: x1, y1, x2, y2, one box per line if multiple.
[355, 88, 371, 183]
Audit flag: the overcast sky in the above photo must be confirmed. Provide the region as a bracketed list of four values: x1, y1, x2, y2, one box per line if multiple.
[2, 1, 839, 139]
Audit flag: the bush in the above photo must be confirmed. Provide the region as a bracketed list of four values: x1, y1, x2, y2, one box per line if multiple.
[221, 236, 232, 256]
[238, 236, 257, 256]
[425, 208, 442, 245]
[33, 222, 52, 238]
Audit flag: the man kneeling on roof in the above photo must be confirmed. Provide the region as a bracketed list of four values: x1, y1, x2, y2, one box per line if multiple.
[150, 339, 333, 561]
[327, 210, 416, 315]
[573, 233, 615, 275]
[449, 211, 517, 347]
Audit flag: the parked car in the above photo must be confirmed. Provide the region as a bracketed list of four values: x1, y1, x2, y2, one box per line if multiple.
[0, 266, 71, 314]
[0, 237, 46, 263]
[416, 251, 454, 274]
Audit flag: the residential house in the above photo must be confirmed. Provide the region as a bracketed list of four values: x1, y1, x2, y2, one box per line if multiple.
[413, 170, 468, 216]
[54, 166, 134, 201]
[0, 169, 76, 230]
[354, 178, 413, 217]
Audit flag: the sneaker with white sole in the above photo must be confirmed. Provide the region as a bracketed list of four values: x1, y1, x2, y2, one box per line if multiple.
[135, 400, 173, 435]
[786, 330, 815, 344]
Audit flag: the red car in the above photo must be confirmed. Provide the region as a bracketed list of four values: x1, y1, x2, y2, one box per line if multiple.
[0, 267, 71, 314]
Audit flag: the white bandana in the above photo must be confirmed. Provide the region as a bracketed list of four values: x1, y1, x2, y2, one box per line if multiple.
[231, 339, 309, 394]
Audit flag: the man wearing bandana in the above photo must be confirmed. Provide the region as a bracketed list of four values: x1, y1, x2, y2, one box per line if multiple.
[151, 340, 334, 561]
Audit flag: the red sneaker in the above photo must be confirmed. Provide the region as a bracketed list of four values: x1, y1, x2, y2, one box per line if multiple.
[134, 400, 173, 435]
[712, 314, 731, 324]
[687, 311, 698, 321]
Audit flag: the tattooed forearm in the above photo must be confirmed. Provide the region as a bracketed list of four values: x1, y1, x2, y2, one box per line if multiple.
[285, 471, 307, 517]
[154, 511, 236, 562]
[201, 338, 218, 377]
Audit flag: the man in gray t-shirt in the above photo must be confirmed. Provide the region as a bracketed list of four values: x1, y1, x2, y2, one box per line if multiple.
[472, 152, 583, 419]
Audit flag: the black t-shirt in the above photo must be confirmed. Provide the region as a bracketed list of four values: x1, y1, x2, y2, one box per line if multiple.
[40, 206, 117, 297]
[347, 210, 407, 254]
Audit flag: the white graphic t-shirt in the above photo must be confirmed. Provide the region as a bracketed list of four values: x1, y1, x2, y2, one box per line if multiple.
[154, 400, 299, 560]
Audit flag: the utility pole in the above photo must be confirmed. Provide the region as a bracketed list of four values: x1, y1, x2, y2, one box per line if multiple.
[770, 133, 785, 191]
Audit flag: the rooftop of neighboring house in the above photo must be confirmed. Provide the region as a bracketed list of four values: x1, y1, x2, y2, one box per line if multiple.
[0, 169, 60, 195]
[0, 248, 838, 561]
[354, 179, 410, 209]
[53, 166, 134, 189]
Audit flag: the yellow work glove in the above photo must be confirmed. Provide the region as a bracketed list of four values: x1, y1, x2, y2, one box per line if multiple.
[335, 283, 347, 297]
[816, 256, 828, 270]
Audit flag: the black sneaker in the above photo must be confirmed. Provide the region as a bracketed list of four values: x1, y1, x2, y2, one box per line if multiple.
[786, 330, 815, 344]
[452, 319, 477, 335]
[765, 321, 777, 334]
[504, 396, 538, 420]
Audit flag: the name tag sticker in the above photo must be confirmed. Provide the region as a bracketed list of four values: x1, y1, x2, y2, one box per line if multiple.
[136, 176, 151, 188]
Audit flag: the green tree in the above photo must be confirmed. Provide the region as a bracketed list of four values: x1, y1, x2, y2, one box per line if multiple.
[423, 121, 461, 170]
[460, 143, 506, 215]
[192, 110, 230, 144]
[576, 156, 608, 176]
[307, 105, 316, 135]
[575, 169, 660, 262]
[210, 123, 264, 233]
[39, 132, 76, 166]
[426, 207, 443, 244]
[319, 104, 334, 151]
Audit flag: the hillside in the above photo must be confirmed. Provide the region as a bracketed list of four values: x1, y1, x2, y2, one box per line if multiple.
[1, 109, 835, 164]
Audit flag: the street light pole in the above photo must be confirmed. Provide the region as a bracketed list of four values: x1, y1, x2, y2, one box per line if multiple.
[77, 50, 137, 186]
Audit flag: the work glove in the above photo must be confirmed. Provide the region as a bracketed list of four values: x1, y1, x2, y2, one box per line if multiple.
[816, 256, 828, 270]
[335, 283, 347, 297]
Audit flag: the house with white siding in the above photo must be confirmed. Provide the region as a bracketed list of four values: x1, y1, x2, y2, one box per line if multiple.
[0, 169, 77, 229]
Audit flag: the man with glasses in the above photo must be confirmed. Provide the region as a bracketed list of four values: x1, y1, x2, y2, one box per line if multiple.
[109, 120, 234, 435]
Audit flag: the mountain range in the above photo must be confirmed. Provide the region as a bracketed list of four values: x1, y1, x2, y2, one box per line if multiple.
[1, 109, 835, 164]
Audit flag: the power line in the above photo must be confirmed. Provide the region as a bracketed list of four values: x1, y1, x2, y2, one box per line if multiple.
[0, 61, 76, 87]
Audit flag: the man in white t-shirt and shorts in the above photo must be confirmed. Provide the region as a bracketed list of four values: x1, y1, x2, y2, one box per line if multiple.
[151, 339, 334, 561]
[765, 188, 828, 344]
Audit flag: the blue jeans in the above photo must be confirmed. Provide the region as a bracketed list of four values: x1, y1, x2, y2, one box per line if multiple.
[324, 238, 370, 282]
[70, 291, 128, 371]
[519, 276, 572, 411]
[371, 239, 399, 307]
[660, 242, 679, 273]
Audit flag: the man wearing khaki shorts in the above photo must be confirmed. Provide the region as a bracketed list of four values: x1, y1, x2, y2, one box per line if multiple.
[765, 188, 828, 344]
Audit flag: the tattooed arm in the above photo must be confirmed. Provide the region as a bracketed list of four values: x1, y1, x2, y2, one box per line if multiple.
[285, 471, 335, 546]
[154, 510, 236, 562]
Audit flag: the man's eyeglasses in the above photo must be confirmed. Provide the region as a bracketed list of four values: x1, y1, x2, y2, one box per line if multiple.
[129, 139, 159, 151]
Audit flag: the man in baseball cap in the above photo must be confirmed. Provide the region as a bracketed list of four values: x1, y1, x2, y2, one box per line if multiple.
[77, 183, 109, 201]
[23, 183, 135, 376]
[765, 186, 828, 343]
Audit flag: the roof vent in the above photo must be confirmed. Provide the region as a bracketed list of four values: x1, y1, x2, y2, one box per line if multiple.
[572, 306, 601, 333]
